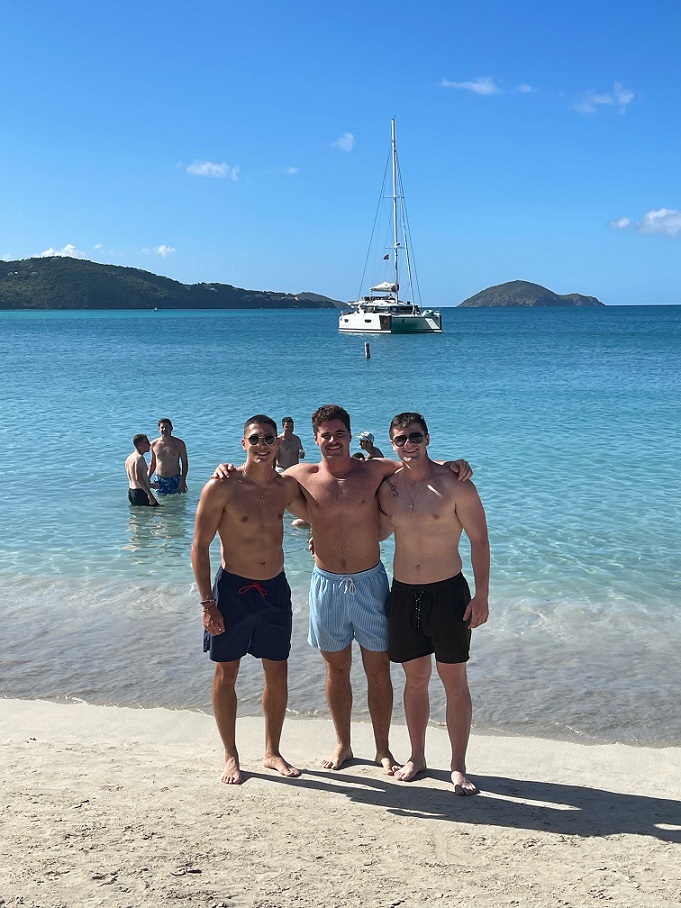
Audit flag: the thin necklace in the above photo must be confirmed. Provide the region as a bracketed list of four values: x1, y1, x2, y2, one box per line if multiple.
[333, 461, 357, 481]
[404, 467, 431, 512]
[243, 468, 275, 503]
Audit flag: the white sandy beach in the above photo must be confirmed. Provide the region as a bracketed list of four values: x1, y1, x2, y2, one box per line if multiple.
[1, 699, 680, 908]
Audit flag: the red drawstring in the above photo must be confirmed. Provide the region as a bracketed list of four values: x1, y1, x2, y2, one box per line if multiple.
[238, 581, 268, 598]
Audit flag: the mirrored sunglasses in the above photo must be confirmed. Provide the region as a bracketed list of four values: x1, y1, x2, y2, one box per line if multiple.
[392, 432, 425, 447]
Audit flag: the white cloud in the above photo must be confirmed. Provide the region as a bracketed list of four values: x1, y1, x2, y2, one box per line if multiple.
[286, 166, 299, 174]
[638, 208, 681, 236]
[440, 77, 536, 96]
[610, 217, 631, 230]
[572, 82, 635, 116]
[36, 244, 85, 258]
[143, 245, 176, 257]
[93, 243, 103, 250]
[332, 132, 355, 151]
[186, 160, 239, 180]
[441, 76, 501, 95]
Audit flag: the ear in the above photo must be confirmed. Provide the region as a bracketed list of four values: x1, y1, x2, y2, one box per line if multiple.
[241, 438, 247, 452]
[425, 433, 430, 446]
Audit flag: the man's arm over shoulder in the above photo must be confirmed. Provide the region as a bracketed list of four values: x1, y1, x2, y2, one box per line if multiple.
[282, 475, 309, 521]
[371, 456, 473, 481]
[455, 480, 490, 629]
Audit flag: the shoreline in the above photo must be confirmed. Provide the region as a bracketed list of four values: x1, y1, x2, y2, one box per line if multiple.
[2, 699, 680, 907]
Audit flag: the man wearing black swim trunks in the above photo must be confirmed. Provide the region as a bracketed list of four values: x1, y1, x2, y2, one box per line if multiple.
[378, 412, 490, 795]
[125, 434, 159, 507]
[191, 415, 309, 785]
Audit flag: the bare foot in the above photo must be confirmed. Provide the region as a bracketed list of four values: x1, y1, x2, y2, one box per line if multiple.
[395, 758, 426, 782]
[220, 755, 242, 785]
[263, 753, 301, 778]
[376, 751, 401, 775]
[451, 770, 478, 795]
[322, 744, 353, 770]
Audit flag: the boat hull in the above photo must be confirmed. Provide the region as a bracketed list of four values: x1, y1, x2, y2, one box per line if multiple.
[339, 310, 442, 333]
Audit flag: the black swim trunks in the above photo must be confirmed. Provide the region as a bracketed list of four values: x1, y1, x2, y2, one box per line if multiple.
[128, 488, 152, 506]
[203, 568, 293, 663]
[386, 573, 472, 664]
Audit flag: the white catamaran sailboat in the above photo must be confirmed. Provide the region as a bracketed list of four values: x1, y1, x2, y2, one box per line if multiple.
[339, 119, 443, 334]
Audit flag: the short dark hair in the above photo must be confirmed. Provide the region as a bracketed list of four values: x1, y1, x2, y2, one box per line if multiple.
[312, 404, 351, 434]
[389, 412, 428, 436]
[244, 414, 277, 435]
[158, 418, 173, 429]
[133, 433, 149, 447]
[282, 416, 294, 425]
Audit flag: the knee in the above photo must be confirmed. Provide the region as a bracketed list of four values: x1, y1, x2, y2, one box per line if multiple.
[214, 663, 239, 689]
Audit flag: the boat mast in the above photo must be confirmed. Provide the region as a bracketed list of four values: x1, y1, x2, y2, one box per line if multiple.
[391, 118, 399, 304]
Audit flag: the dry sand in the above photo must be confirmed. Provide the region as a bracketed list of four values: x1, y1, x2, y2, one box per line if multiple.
[1, 699, 680, 908]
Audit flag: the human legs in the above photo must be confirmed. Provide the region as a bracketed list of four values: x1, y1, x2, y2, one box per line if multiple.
[394, 655, 432, 782]
[212, 660, 241, 784]
[360, 646, 399, 774]
[436, 660, 477, 795]
[261, 658, 300, 777]
[320, 645, 354, 769]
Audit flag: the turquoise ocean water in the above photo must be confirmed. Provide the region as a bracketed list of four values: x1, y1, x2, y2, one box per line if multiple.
[1, 306, 680, 746]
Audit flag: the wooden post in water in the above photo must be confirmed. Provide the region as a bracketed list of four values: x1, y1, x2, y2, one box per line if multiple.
[365, 342, 371, 359]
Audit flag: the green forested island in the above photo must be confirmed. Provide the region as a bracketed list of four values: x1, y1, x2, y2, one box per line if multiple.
[459, 280, 604, 307]
[0, 257, 341, 310]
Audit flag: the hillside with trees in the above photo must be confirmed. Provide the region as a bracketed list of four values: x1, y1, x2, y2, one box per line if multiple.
[0, 257, 341, 310]
[459, 280, 604, 307]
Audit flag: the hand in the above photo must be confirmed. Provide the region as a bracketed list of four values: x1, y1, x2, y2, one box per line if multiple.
[450, 458, 473, 481]
[463, 594, 488, 629]
[308, 535, 315, 556]
[202, 602, 225, 635]
[212, 462, 236, 480]
[150, 481, 159, 489]
[179, 479, 188, 493]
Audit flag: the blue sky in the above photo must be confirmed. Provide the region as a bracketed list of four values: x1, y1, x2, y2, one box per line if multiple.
[2, 0, 680, 305]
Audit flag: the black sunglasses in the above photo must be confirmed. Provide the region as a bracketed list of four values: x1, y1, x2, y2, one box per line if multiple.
[247, 434, 277, 446]
[392, 432, 425, 447]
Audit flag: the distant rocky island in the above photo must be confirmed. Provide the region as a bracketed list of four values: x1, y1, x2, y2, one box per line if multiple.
[459, 280, 604, 308]
[0, 257, 342, 311]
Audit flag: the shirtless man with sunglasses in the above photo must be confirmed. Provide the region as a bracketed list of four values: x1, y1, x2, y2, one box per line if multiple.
[213, 404, 472, 775]
[192, 415, 309, 784]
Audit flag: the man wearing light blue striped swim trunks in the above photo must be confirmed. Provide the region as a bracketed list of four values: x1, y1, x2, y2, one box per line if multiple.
[284, 404, 474, 775]
[308, 562, 390, 653]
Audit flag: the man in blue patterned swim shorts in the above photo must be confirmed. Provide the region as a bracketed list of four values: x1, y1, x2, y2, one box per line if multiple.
[149, 418, 188, 494]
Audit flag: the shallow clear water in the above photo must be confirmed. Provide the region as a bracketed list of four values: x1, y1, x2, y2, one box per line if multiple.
[1, 306, 680, 745]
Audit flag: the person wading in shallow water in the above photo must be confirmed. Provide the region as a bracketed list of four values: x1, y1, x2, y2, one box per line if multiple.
[378, 411, 489, 795]
[149, 418, 188, 495]
[192, 415, 309, 785]
[214, 403, 473, 775]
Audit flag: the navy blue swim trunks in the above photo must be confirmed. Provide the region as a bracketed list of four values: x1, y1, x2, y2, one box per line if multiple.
[203, 568, 293, 663]
[386, 573, 472, 664]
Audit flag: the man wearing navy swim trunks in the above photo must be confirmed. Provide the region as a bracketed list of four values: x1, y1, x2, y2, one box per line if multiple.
[378, 412, 490, 795]
[191, 415, 309, 785]
[149, 418, 188, 494]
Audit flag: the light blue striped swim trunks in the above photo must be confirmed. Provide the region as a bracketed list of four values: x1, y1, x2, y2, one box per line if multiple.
[308, 562, 390, 653]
